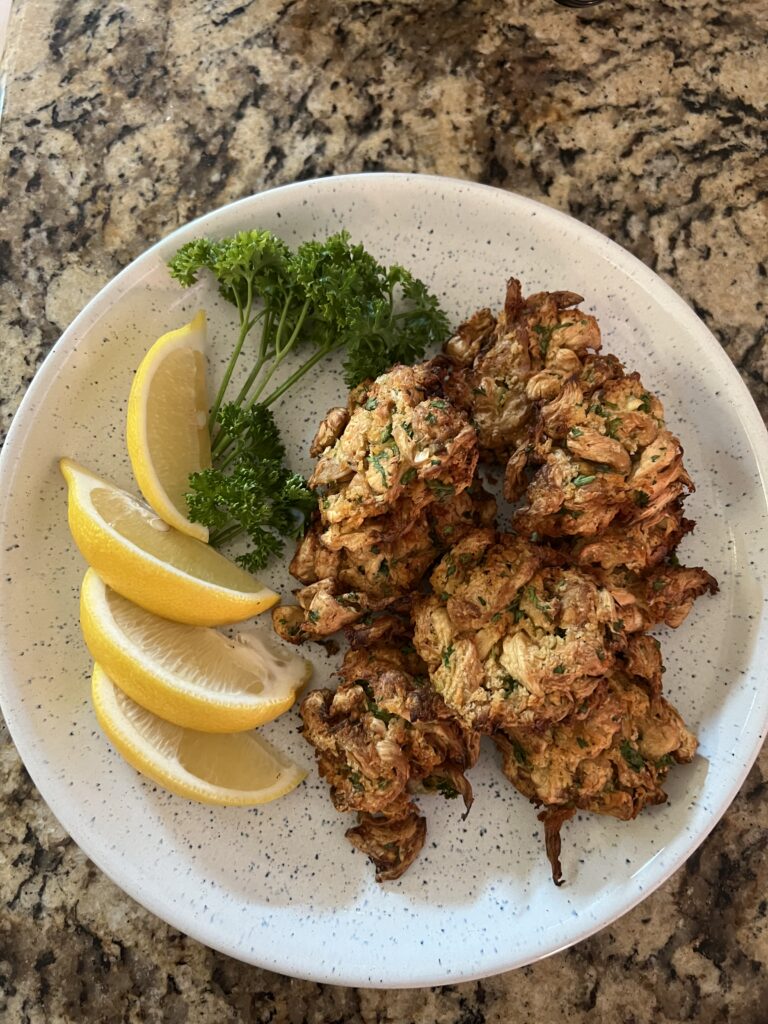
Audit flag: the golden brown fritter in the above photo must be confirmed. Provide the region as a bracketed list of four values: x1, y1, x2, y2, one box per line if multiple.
[494, 635, 697, 883]
[272, 581, 396, 644]
[299, 646, 480, 881]
[344, 611, 413, 649]
[273, 362, 489, 644]
[444, 279, 706, 603]
[273, 482, 496, 644]
[441, 278, 602, 457]
[509, 368, 695, 555]
[310, 363, 478, 528]
[567, 507, 694, 574]
[594, 563, 718, 632]
[282, 274, 716, 887]
[470, 285, 718, 624]
[411, 530, 625, 733]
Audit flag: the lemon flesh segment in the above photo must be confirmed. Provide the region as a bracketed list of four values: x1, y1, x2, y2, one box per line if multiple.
[60, 458, 278, 626]
[80, 569, 312, 732]
[91, 664, 306, 805]
[126, 310, 212, 542]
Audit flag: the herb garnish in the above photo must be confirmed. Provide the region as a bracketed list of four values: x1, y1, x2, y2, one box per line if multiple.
[425, 776, 460, 800]
[169, 229, 448, 568]
[620, 740, 645, 772]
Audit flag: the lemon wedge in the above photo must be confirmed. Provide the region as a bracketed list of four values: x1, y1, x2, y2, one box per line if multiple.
[126, 311, 211, 542]
[91, 664, 306, 805]
[60, 458, 278, 626]
[80, 569, 311, 732]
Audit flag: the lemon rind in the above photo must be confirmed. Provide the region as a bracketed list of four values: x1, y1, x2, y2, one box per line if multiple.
[91, 664, 307, 806]
[61, 458, 278, 626]
[126, 310, 210, 543]
[81, 570, 299, 731]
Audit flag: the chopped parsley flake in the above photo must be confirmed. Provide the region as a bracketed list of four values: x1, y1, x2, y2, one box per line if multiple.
[525, 586, 551, 614]
[425, 775, 459, 799]
[501, 673, 520, 696]
[370, 450, 390, 485]
[509, 738, 528, 766]
[427, 480, 455, 500]
[359, 680, 396, 724]
[532, 322, 560, 358]
[620, 740, 645, 771]
[605, 416, 622, 439]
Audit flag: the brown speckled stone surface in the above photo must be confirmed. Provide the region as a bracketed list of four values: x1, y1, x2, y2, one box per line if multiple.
[1, 0, 767, 1020]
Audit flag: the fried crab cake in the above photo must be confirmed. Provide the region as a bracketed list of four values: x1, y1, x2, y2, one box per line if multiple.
[309, 363, 478, 529]
[494, 635, 697, 884]
[299, 646, 480, 881]
[441, 277, 602, 457]
[273, 483, 496, 644]
[411, 530, 625, 733]
[509, 369, 694, 543]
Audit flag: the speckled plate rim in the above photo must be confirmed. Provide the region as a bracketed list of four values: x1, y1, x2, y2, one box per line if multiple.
[1, 173, 767, 987]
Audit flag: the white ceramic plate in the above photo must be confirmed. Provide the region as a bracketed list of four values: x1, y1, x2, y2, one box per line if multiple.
[1, 174, 767, 988]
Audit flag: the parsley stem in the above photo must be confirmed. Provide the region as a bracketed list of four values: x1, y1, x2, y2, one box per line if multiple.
[209, 299, 313, 462]
[245, 298, 311, 409]
[232, 316, 272, 404]
[215, 446, 240, 473]
[208, 281, 256, 433]
[212, 343, 334, 466]
[272, 289, 294, 356]
[262, 344, 332, 408]
[209, 523, 244, 547]
[210, 308, 277, 458]
[210, 347, 268, 457]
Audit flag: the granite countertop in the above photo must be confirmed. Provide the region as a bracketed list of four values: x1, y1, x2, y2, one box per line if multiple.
[1, 0, 767, 1020]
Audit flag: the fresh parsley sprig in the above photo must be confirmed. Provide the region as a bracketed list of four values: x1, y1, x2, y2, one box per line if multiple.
[168, 229, 448, 569]
[185, 404, 316, 571]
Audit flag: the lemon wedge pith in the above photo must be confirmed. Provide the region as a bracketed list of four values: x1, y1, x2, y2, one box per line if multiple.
[126, 311, 211, 542]
[80, 569, 311, 732]
[91, 664, 306, 805]
[60, 458, 278, 626]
